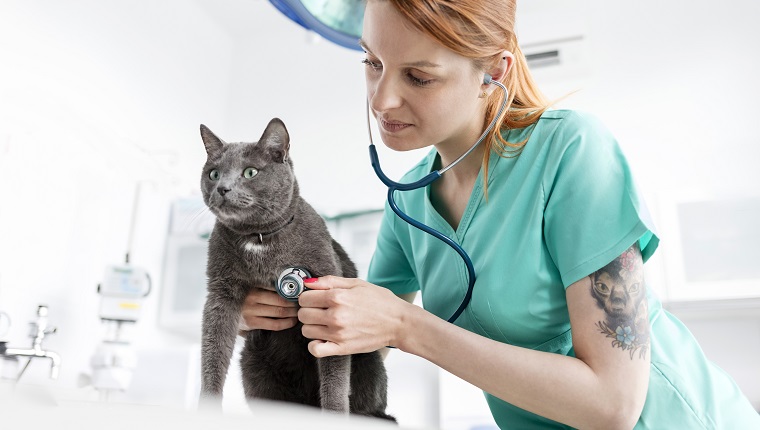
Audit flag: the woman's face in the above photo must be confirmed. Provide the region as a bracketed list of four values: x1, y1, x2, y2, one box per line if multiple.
[361, 0, 487, 156]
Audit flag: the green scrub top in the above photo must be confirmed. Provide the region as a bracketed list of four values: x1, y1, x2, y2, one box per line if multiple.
[367, 110, 760, 429]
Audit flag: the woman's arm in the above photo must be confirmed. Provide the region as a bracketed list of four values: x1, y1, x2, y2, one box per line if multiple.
[379, 292, 417, 360]
[298, 245, 649, 430]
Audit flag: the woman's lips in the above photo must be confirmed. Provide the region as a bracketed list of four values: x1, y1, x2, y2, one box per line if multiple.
[379, 118, 412, 133]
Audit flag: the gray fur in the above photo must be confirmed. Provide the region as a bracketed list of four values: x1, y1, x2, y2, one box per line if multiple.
[198, 118, 395, 422]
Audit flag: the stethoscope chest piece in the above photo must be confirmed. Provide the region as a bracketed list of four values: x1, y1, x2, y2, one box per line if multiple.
[276, 267, 312, 301]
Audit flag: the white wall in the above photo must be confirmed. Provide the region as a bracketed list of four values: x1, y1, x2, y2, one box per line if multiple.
[0, 0, 234, 400]
[198, 0, 426, 217]
[0, 0, 759, 428]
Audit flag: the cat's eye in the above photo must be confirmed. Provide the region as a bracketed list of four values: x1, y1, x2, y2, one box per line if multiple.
[243, 167, 258, 179]
[629, 282, 640, 294]
[209, 169, 220, 181]
[594, 282, 610, 296]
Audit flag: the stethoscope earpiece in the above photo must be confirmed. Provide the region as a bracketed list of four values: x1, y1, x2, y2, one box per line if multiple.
[276, 267, 312, 301]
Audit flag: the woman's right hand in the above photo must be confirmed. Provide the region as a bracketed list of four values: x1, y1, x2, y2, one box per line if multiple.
[238, 288, 299, 333]
[297, 276, 414, 357]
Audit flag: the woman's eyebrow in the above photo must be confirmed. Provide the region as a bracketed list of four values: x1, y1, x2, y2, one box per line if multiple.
[402, 60, 441, 68]
[358, 39, 441, 68]
[359, 39, 372, 53]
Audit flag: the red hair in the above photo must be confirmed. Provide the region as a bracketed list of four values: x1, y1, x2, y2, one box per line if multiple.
[384, 0, 551, 193]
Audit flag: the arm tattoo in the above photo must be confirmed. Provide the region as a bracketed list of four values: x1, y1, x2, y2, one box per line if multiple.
[589, 243, 650, 359]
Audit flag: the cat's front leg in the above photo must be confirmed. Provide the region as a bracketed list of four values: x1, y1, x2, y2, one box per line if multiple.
[318, 355, 351, 413]
[200, 287, 243, 406]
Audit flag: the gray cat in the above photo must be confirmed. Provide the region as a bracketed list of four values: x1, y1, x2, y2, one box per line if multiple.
[198, 118, 394, 422]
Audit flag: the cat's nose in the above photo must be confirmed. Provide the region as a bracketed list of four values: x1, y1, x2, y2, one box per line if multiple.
[217, 187, 231, 197]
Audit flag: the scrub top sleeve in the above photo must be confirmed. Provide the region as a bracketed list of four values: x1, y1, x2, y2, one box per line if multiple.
[367, 204, 420, 295]
[543, 112, 659, 288]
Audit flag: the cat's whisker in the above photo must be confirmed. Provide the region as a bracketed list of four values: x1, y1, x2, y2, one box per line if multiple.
[181, 206, 213, 232]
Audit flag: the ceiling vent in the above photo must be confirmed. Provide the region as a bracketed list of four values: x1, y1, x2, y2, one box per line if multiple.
[523, 35, 585, 70]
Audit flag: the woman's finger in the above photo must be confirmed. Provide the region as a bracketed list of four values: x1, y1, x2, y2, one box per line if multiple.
[238, 315, 298, 330]
[302, 275, 358, 291]
[299, 283, 361, 308]
[298, 277, 362, 307]
[301, 323, 333, 341]
[244, 316, 298, 332]
[297, 307, 330, 325]
[245, 288, 297, 307]
[308, 340, 344, 358]
[243, 302, 299, 319]
[298, 289, 330, 308]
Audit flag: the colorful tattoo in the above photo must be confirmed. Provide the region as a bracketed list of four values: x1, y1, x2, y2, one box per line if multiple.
[590, 244, 650, 359]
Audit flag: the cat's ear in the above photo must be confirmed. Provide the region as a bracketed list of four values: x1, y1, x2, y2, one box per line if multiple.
[200, 124, 225, 156]
[258, 118, 290, 163]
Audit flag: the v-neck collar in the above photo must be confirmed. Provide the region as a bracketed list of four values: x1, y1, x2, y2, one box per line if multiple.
[424, 149, 503, 241]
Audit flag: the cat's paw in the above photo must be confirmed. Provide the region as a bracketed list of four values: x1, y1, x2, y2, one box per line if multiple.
[197, 392, 223, 413]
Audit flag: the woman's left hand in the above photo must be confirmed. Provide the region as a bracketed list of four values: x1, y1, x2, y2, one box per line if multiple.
[297, 276, 410, 357]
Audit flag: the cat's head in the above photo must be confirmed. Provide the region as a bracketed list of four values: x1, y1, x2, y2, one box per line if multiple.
[199, 118, 297, 229]
[591, 262, 644, 321]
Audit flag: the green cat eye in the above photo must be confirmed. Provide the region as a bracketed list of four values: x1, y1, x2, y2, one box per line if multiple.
[209, 169, 220, 180]
[243, 167, 258, 179]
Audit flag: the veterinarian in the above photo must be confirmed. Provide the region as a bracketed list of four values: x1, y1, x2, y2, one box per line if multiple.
[239, 0, 760, 428]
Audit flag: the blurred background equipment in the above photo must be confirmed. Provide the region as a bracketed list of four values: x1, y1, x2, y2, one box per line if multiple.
[88, 182, 153, 401]
[89, 264, 151, 401]
[0, 305, 60, 382]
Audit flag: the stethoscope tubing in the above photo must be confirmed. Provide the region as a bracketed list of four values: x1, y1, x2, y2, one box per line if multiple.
[386, 185, 476, 323]
[367, 78, 508, 324]
[369, 142, 475, 324]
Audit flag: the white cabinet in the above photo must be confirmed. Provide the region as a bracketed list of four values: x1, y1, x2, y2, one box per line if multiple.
[654, 193, 760, 303]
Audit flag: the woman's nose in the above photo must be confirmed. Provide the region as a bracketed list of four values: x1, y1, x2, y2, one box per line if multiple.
[369, 75, 403, 113]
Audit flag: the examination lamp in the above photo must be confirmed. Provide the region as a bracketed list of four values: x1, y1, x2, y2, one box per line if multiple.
[268, 0, 364, 51]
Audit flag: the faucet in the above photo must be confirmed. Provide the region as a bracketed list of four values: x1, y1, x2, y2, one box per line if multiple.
[1, 305, 61, 380]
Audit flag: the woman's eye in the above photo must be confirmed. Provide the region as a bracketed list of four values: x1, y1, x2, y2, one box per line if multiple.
[362, 58, 382, 72]
[362, 56, 432, 86]
[209, 169, 220, 180]
[243, 167, 258, 179]
[408, 73, 433, 87]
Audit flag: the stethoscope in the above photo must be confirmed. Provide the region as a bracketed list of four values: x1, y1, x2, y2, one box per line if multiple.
[277, 73, 508, 324]
[367, 73, 509, 323]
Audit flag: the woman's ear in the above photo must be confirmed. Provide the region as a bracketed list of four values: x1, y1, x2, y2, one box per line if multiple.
[482, 50, 514, 96]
